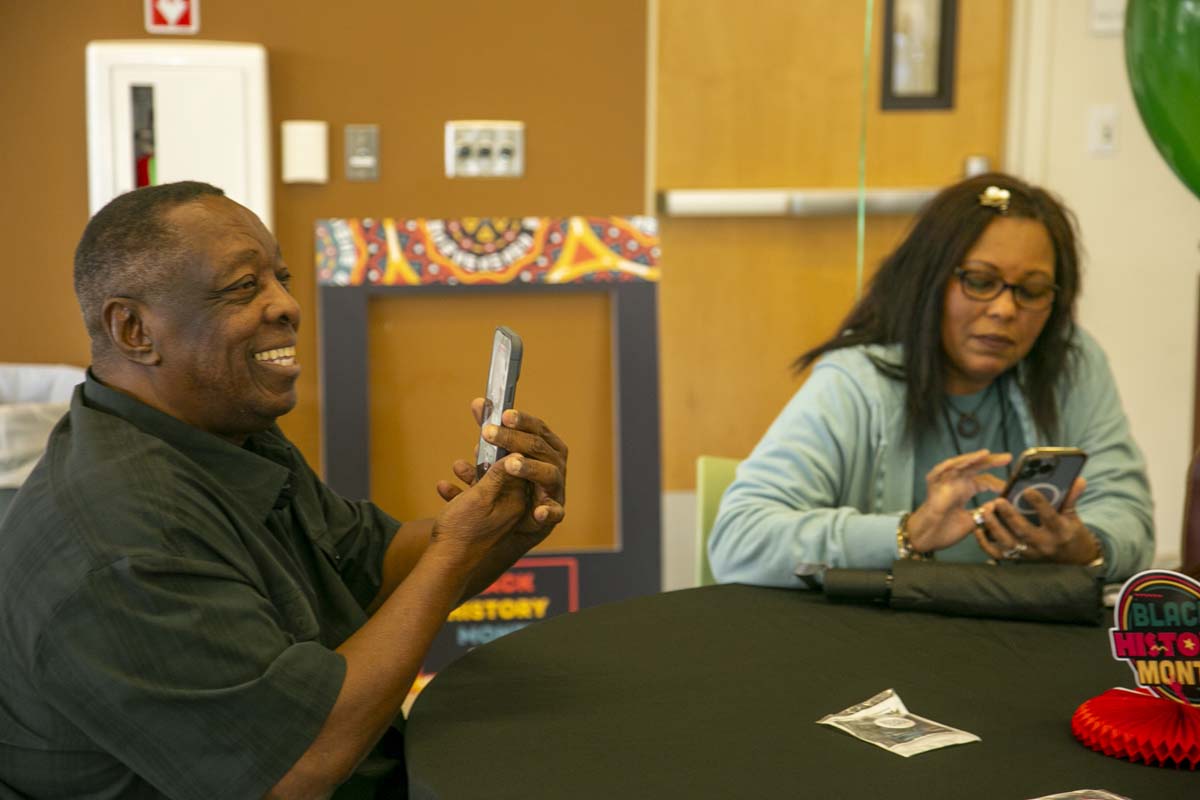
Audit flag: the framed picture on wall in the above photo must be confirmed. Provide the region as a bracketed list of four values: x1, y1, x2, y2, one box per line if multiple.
[881, 0, 957, 110]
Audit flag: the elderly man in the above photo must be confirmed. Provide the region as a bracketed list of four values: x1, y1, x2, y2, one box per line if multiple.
[0, 182, 567, 798]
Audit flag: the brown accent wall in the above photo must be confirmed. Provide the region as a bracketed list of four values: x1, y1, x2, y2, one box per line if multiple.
[1, 0, 1012, 520]
[656, 0, 1011, 489]
[0, 0, 647, 478]
[368, 291, 615, 551]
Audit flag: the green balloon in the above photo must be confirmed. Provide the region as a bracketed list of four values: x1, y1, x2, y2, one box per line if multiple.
[1126, 0, 1200, 201]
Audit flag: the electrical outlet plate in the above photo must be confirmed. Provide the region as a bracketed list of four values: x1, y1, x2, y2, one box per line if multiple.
[444, 120, 524, 178]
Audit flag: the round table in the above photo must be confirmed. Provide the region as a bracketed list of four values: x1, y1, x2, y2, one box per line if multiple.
[406, 584, 1194, 798]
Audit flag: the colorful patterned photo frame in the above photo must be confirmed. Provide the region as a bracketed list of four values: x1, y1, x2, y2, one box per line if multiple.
[317, 216, 662, 609]
[316, 216, 660, 287]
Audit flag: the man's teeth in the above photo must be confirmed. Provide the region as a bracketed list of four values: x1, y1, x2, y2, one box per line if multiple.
[254, 347, 297, 365]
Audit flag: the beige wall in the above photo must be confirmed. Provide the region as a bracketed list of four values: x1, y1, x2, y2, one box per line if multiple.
[1006, 0, 1200, 566]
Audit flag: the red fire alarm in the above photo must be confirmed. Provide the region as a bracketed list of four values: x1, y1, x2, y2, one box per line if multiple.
[144, 0, 200, 35]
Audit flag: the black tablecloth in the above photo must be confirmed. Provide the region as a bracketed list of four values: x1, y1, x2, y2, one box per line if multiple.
[406, 584, 1194, 799]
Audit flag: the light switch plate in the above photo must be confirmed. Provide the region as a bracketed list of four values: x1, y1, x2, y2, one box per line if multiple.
[444, 120, 524, 178]
[345, 124, 379, 181]
[1086, 105, 1118, 156]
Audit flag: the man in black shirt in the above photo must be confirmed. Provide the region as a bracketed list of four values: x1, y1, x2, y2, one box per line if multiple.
[0, 182, 567, 798]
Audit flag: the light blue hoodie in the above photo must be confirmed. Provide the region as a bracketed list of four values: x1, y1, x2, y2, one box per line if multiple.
[709, 328, 1154, 587]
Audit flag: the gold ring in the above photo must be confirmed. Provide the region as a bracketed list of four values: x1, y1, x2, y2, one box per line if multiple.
[972, 509, 985, 528]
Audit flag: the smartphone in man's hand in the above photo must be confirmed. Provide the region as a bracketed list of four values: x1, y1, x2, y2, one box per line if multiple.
[475, 326, 523, 481]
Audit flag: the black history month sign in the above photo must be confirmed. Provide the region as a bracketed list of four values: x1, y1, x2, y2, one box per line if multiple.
[414, 557, 579, 691]
[1109, 569, 1200, 704]
[1071, 569, 1200, 769]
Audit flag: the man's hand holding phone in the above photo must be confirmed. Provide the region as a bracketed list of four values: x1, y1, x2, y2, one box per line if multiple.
[436, 327, 567, 551]
[437, 404, 568, 546]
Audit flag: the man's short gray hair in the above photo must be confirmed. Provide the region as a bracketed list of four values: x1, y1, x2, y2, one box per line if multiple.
[73, 181, 225, 346]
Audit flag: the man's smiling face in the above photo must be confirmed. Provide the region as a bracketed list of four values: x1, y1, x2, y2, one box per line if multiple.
[146, 195, 301, 442]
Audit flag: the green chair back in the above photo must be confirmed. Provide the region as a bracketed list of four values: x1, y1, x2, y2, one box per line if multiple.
[696, 455, 741, 586]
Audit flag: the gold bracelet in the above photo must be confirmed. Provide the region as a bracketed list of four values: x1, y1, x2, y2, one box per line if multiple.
[895, 512, 929, 561]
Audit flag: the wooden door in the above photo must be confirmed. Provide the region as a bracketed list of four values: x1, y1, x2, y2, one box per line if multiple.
[655, 0, 1012, 489]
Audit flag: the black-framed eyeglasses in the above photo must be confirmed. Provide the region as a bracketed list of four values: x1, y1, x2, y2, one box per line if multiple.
[953, 267, 1058, 311]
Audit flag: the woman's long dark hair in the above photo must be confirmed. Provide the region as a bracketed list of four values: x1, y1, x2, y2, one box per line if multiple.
[794, 172, 1081, 439]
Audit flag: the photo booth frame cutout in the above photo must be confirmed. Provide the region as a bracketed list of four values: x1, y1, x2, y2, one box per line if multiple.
[316, 216, 662, 607]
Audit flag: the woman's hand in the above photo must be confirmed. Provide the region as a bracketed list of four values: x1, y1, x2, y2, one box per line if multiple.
[972, 477, 1103, 565]
[906, 449, 1011, 554]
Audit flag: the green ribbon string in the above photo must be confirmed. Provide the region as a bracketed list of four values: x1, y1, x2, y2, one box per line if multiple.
[856, 0, 875, 299]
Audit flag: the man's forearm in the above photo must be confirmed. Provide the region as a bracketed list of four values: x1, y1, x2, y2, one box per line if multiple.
[370, 518, 540, 610]
[367, 518, 436, 614]
[269, 541, 478, 797]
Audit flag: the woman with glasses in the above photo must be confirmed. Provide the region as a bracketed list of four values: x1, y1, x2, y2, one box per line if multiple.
[709, 173, 1153, 586]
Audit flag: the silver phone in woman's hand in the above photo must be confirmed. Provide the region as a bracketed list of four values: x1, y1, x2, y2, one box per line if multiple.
[1002, 446, 1088, 525]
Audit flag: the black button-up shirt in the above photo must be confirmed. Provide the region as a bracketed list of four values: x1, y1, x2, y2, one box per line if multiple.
[0, 373, 401, 798]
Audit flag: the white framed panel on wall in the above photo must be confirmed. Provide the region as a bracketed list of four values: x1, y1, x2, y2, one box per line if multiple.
[85, 40, 272, 228]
